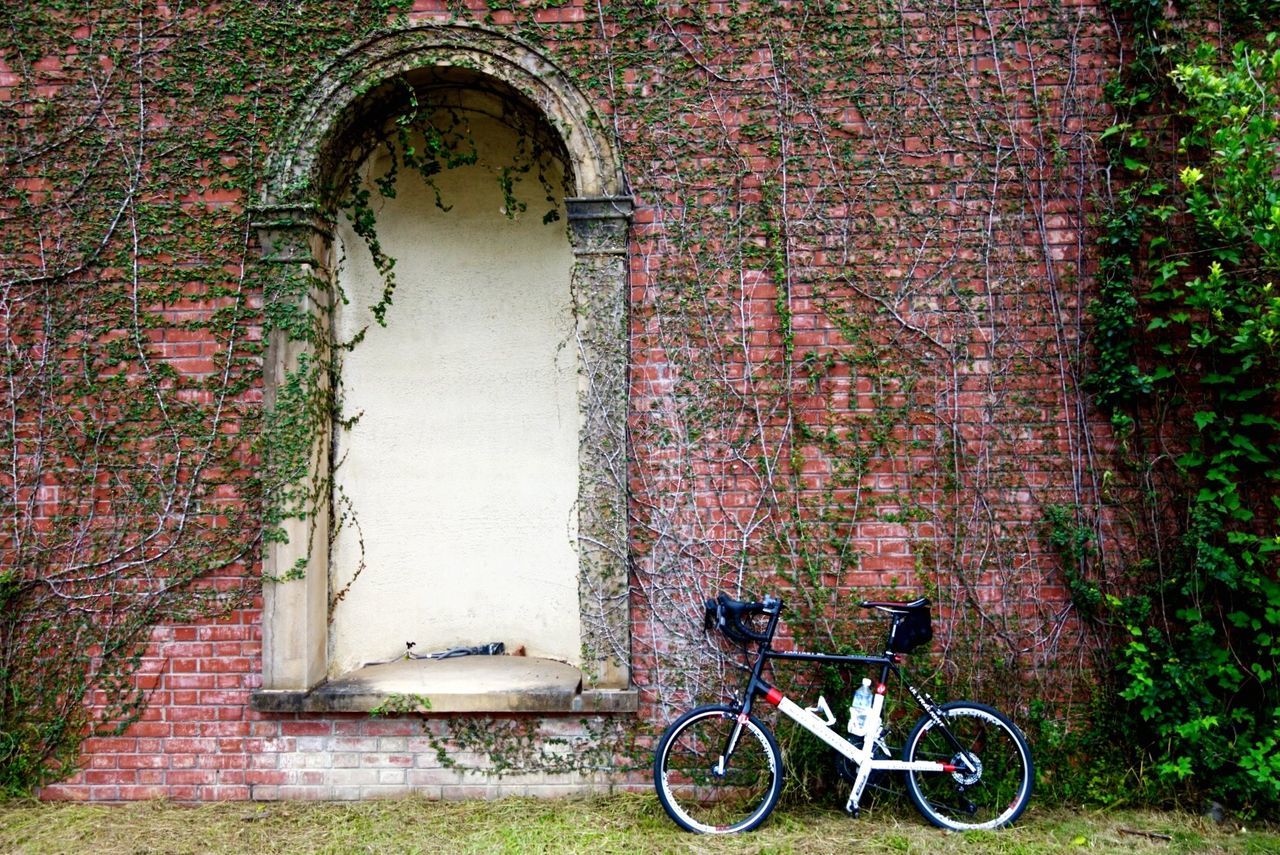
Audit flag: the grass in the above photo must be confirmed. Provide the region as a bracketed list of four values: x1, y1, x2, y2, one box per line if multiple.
[1, 794, 1277, 854]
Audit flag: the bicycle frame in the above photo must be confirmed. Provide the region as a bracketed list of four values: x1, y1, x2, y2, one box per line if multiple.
[722, 606, 974, 814]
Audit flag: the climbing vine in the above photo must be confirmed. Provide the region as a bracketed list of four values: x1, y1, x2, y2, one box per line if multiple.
[0, 0, 411, 796]
[1087, 0, 1280, 813]
[585, 0, 1115, 741]
[1, 0, 1146, 804]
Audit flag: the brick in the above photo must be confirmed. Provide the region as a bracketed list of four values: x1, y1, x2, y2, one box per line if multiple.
[39, 785, 91, 802]
[327, 769, 380, 788]
[245, 770, 288, 787]
[280, 721, 334, 737]
[34, 0, 1110, 806]
[84, 737, 136, 753]
[118, 754, 167, 770]
[116, 786, 171, 800]
[203, 785, 251, 800]
[166, 675, 217, 690]
[163, 738, 217, 754]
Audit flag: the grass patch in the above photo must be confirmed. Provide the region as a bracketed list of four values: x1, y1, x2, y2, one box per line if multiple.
[0, 794, 1276, 854]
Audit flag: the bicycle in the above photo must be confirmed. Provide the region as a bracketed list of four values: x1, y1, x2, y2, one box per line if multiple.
[652, 593, 1034, 833]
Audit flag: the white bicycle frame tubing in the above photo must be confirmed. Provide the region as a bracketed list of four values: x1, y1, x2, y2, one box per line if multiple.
[722, 602, 970, 780]
[762, 684, 958, 775]
[756, 676, 966, 814]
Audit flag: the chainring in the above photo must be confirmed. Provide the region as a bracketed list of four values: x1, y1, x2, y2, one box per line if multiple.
[833, 734, 894, 790]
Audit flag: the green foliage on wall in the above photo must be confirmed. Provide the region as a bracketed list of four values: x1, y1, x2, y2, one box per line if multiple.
[591, 0, 1116, 761]
[0, 0, 411, 796]
[1091, 0, 1280, 815]
[1, 0, 1136, 803]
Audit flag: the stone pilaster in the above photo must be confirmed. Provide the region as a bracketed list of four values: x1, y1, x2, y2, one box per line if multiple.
[251, 204, 335, 693]
[566, 195, 633, 690]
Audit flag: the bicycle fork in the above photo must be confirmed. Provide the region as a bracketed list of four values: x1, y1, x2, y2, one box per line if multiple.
[714, 718, 747, 777]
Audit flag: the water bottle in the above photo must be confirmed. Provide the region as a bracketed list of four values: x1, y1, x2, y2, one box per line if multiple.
[848, 678, 874, 736]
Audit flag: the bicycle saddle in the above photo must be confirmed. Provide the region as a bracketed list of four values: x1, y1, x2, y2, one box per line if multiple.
[860, 597, 930, 612]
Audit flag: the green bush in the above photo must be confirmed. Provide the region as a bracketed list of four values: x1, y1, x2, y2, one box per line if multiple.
[1093, 27, 1280, 816]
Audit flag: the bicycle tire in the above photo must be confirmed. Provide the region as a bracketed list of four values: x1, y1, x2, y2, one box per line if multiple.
[902, 701, 1033, 831]
[653, 704, 784, 834]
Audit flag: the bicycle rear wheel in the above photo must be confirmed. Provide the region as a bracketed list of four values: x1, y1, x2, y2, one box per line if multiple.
[903, 701, 1033, 831]
[653, 704, 783, 833]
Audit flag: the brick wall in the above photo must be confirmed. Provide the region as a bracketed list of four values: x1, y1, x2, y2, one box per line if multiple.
[40, 613, 640, 801]
[4, 0, 1122, 800]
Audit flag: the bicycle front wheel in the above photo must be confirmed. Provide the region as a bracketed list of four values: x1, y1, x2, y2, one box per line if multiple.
[653, 704, 783, 834]
[903, 701, 1033, 831]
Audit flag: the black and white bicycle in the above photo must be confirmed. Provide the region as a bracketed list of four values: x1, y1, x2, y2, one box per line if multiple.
[653, 593, 1034, 833]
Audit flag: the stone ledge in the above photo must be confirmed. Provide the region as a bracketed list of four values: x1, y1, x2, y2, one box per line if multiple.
[251, 656, 639, 715]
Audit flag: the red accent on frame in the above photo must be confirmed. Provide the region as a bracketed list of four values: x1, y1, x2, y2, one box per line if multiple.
[875, 683, 887, 695]
[942, 764, 958, 772]
[764, 687, 784, 706]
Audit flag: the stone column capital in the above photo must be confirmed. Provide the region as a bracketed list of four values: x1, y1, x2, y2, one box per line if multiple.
[250, 203, 335, 266]
[566, 196, 633, 257]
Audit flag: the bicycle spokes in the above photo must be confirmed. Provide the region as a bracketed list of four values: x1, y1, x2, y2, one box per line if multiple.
[904, 704, 1033, 831]
[654, 706, 783, 834]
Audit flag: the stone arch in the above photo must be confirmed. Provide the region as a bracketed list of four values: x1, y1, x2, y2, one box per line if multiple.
[250, 24, 633, 711]
[261, 24, 625, 208]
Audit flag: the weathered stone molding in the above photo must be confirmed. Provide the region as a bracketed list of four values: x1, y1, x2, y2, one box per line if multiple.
[249, 204, 334, 266]
[252, 657, 637, 714]
[565, 195, 632, 690]
[260, 24, 626, 209]
[251, 25, 633, 705]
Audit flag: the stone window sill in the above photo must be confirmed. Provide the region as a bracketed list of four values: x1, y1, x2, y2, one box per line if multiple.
[251, 656, 638, 714]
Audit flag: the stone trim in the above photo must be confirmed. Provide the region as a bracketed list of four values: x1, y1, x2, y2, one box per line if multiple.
[251, 25, 633, 704]
[565, 195, 632, 691]
[249, 204, 334, 265]
[262, 24, 626, 207]
[250, 657, 639, 714]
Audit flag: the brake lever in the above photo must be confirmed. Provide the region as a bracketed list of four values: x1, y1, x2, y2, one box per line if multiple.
[703, 599, 719, 631]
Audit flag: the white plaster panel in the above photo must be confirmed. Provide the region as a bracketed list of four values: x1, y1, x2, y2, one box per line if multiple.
[329, 109, 580, 674]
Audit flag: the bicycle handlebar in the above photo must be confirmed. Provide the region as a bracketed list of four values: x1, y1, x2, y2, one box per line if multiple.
[704, 593, 780, 645]
[704, 592, 932, 652]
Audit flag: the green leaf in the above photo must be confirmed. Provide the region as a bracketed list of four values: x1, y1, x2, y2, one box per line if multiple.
[1242, 413, 1280, 429]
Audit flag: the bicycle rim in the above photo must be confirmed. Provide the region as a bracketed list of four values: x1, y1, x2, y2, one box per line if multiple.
[904, 703, 1033, 831]
[654, 706, 782, 833]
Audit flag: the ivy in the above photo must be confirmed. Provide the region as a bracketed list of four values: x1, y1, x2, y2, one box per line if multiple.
[1091, 1, 1280, 814]
[0, 0, 414, 796]
[0, 0, 1166, 806]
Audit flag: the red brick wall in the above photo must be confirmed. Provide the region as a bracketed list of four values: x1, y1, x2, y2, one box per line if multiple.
[3, 0, 1122, 800]
[41, 612, 646, 801]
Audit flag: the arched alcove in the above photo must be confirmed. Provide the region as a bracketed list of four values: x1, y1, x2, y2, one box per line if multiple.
[250, 25, 633, 713]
